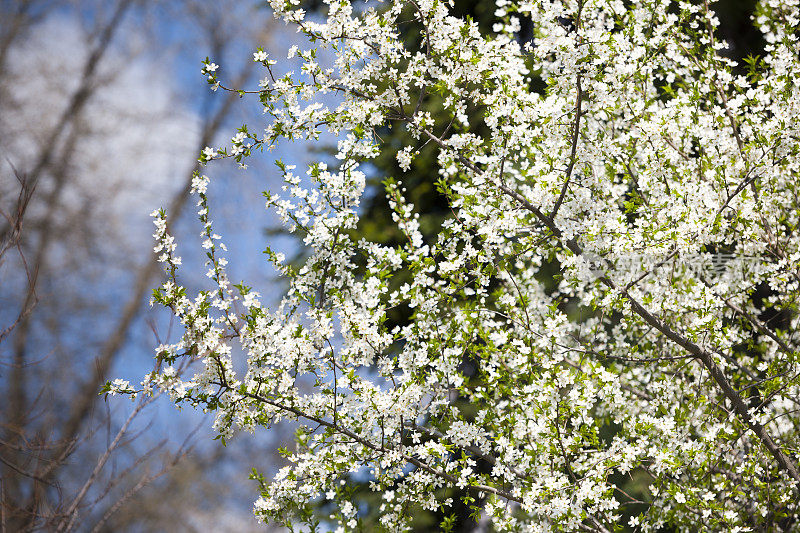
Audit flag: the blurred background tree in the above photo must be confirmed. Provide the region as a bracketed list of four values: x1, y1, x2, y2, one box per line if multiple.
[0, 0, 293, 530]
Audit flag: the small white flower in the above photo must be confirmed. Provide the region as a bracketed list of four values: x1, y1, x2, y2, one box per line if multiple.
[396, 146, 415, 172]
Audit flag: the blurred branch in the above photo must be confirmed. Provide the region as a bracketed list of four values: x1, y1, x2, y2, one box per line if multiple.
[56, 395, 156, 532]
[0, 161, 34, 261]
[0, 0, 57, 74]
[0, 163, 36, 345]
[88, 421, 199, 533]
[23, 0, 134, 189]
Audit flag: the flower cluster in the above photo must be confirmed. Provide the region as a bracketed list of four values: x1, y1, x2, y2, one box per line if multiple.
[115, 0, 800, 530]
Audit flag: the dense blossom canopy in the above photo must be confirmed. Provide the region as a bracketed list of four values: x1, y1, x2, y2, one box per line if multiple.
[113, 0, 800, 529]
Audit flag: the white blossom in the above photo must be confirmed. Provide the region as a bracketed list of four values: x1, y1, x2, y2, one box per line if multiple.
[117, 0, 800, 530]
